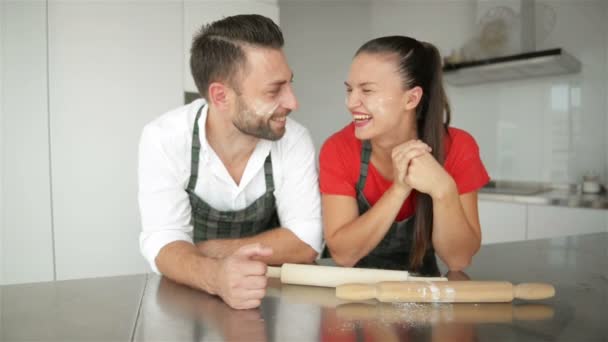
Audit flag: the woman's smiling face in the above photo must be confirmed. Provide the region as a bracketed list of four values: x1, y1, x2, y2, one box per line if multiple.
[345, 52, 410, 141]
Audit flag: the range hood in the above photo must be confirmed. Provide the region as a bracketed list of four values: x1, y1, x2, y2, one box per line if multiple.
[443, 48, 581, 86]
[443, 0, 582, 86]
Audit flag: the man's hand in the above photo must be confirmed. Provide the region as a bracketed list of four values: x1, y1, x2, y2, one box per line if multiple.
[212, 243, 273, 310]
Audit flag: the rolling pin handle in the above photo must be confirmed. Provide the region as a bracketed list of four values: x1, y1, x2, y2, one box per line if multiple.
[513, 283, 555, 300]
[266, 266, 282, 278]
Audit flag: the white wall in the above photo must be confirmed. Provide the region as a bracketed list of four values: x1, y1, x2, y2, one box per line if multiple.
[280, 0, 373, 150]
[605, 0, 608, 187]
[369, 1, 477, 53]
[1, 0, 55, 284]
[47, 1, 183, 280]
[605, 0, 608, 232]
[452, 0, 607, 184]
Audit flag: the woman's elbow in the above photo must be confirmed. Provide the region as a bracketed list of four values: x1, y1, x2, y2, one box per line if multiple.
[444, 255, 473, 271]
[333, 256, 357, 268]
[327, 247, 358, 268]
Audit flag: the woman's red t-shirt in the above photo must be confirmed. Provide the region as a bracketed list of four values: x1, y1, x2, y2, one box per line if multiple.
[319, 124, 490, 221]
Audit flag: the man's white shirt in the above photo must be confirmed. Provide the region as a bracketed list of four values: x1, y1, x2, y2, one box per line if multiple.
[138, 99, 322, 273]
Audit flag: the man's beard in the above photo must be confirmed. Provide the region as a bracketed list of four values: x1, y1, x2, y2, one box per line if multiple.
[232, 97, 289, 141]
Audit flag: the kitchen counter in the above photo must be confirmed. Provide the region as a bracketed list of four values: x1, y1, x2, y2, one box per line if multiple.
[2, 233, 607, 341]
[479, 180, 608, 209]
[1, 274, 146, 341]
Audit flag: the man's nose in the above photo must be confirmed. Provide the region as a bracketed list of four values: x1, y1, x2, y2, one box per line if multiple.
[282, 85, 298, 111]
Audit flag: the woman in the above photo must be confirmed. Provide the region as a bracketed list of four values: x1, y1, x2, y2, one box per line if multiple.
[319, 36, 489, 275]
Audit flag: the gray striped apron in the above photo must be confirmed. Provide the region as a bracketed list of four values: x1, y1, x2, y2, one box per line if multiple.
[354, 140, 439, 275]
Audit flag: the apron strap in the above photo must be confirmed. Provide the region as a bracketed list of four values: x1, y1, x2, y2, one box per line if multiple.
[263, 153, 274, 192]
[355, 140, 372, 193]
[187, 105, 204, 192]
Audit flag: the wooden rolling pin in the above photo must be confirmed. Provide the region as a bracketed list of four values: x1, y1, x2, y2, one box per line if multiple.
[336, 281, 555, 303]
[266, 263, 446, 287]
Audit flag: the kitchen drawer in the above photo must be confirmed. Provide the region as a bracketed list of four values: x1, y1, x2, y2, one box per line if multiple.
[527, 205, 606, 240]
[478, 201, 527, 244]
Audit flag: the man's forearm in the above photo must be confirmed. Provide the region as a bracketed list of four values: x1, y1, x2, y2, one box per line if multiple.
[156, 241, 219, 294]
[196, 228, 317, 265]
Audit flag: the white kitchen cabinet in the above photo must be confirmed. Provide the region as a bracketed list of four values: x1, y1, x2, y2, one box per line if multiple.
[478, 200, 527, 244]
[183, 0, 280, 93]
[527, 204, 606, 240]
[1, 1, 55, 284]
[47, 1, 183, 280]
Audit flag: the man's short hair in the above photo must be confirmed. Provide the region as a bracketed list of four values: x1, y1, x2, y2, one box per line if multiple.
[190, 14, 284, 99]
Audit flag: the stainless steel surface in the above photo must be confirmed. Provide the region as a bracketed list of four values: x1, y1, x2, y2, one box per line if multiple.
[443, 49, 582, 86]
[1, 274, 147, 341]
[134, 233, 607, 342]
[453, 233, 607, 341]
[480, 180, 608, 209]
[3, 234, 606, 341]
[134, 275, 328, 341]
[480, 180, 550, 196]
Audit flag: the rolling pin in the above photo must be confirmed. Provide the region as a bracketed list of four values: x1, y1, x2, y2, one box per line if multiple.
[336, 281, 555, 302]
[266, 263, 446, 287]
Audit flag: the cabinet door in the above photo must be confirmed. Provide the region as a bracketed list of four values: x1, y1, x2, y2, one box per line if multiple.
[48, 2, 183, 280]
[183, 1, 279, 93]
[478, 201, 527, 244]
[527, 205, 606, 240]
[1, 1, 54, 284]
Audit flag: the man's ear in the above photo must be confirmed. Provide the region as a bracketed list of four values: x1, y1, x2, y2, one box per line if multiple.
[405, 86, 423, 111]
[208, 82, 231, 110]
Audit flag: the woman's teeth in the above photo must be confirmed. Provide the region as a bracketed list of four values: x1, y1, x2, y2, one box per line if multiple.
[353, 114, 372, 121]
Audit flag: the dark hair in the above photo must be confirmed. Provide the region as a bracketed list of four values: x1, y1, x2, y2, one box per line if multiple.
[356, 36, 451, 271]
[190, 14, 284, 99]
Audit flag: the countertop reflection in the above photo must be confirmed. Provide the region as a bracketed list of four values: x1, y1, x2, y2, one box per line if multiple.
[134, 233, 606, 342]
[2, 233, 606, 341]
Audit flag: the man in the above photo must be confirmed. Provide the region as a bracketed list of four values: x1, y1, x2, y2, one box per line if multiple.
[138, 14, 322, 310]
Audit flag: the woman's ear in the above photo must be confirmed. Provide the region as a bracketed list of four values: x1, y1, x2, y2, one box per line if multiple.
[405, 86, 423, 111]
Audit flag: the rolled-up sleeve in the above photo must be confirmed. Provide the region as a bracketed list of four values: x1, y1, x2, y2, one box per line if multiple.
[138, 123, 193, 274]
[275, 127, 323, 253]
